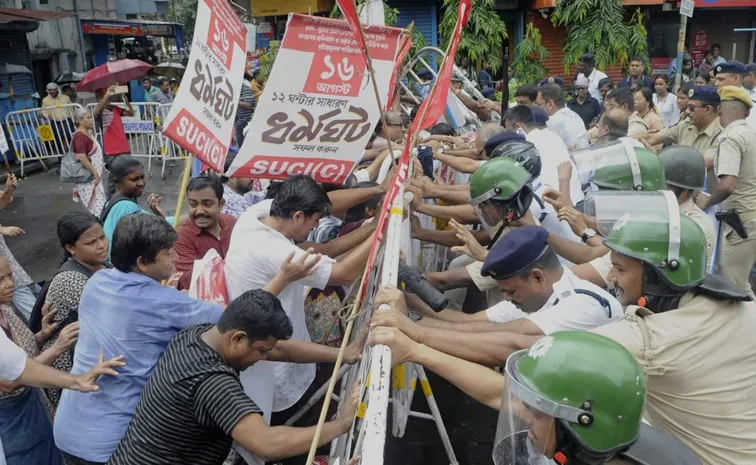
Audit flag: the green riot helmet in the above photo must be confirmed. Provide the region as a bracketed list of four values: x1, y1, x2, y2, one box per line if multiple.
[576, 138, 665, 192]
[596, 191, 707, 304]
[488, 140, 542, 181]
[658, 145, 706, 191]
[469, 158, 534, 237]
[494, 331, 646, 465]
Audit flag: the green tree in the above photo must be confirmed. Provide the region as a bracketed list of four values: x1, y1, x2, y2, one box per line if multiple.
[551, 0, 648, 73]
[171, 0, 198, 43]
[511, 22, 549, 85]
[438, 0, 508, 73]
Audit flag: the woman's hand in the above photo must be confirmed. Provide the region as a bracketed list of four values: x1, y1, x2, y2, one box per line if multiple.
[36, 304, 58, 344]
[147, 194, 166, 218]
[0, 226, 24, 237]
[53, 323, 80, 352]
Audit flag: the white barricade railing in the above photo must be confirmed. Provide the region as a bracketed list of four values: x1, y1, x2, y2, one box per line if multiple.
[86, 102, 172, 178]
[5, 103, 83, 176]
[155, 103, 190, 179]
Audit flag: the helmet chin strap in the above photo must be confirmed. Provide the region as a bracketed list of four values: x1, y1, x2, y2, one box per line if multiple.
[641, 264, 685, 313]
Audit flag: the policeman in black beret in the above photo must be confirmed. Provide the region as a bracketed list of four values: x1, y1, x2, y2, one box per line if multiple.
[714, 60, 747, 89]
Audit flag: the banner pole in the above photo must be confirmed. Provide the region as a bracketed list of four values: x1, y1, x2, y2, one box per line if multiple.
[172, 154, 193, 229]
[304, 14, 457, 465]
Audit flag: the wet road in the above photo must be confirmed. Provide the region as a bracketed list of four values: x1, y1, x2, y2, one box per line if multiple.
[6, 161, 496, 465]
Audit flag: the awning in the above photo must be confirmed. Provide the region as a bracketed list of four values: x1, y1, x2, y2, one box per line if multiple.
[0, 7, 72, 24]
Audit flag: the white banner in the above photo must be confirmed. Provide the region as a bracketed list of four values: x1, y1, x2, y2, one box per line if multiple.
[0, 128, 8, 155]
[162, 0, 247, 173]
[228, 14, 402, 184]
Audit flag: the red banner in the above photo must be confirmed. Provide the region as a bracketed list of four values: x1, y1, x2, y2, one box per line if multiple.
[385, 34, 413, 110]
[411, 0, 471, 132]
[336, 0, 371, 66]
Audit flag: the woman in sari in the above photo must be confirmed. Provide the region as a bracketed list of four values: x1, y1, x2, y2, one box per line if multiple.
[34, 212, 110, 409]
[71, 108, 107, 217]
[0, 257, 78, 465]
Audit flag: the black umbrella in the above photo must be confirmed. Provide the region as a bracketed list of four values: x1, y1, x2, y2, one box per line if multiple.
[54, 72, 86, 85]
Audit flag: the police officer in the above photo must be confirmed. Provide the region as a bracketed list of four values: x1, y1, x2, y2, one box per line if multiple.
[370, 225, 621, 367]
[636, 86, 722, 194]
[369, 325, 702, 465]
[590, 198, 756, 465]
[696, 86, 756, 297]
[713, 60, 746, 89]
[658, 146, 716, 269]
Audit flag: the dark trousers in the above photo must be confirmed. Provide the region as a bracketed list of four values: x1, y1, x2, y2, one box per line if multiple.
[103, 156, 117, 198]
[62, 452, 106, 465]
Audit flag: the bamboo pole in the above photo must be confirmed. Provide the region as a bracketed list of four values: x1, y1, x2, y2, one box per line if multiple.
[172, 154, 193, 229]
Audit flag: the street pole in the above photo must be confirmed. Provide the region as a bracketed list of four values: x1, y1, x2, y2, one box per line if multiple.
[673, 14, 688, 94]
[500, 36, 510, 120]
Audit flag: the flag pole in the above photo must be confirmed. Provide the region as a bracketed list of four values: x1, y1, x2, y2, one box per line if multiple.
[172, 153, 193, 229]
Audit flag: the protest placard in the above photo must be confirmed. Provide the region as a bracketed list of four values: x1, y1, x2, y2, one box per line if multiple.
[161, 0, 247, 173]
[227, 14, 402, 184]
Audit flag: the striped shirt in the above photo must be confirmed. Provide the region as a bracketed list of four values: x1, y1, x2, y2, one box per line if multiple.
[107, 324, 261, 465]
[235, 83, 255, 127]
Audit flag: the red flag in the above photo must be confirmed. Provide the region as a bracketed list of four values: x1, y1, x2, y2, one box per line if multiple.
[410, 0, 472, 132]
[336, 0, 370, 65]
[385, 34, 413, 110]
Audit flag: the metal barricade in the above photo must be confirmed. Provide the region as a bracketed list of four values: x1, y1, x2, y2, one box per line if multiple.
[86, 102, 166, 177]
[155, 103, 189, 180]
[5, 103, 83, 176]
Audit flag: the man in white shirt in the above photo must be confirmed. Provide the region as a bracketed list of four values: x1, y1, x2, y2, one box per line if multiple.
[537, 83, 589, 150]
[503, 104, 584, 203]
[577, 53, 608, 102]
[371, 226, 621, 367]
[225, 176, 372, 428]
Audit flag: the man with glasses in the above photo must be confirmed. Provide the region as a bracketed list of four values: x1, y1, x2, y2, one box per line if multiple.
[536, 83, 589, 150]
[637, 86, 722, 194]
[567, 75, 601, 129]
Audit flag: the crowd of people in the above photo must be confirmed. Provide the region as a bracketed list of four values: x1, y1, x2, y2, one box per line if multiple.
[0, 41, 755, 465]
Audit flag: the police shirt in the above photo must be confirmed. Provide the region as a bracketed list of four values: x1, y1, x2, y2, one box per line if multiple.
[714, 119, 756, 213]
[592, 293, 756, 465]
[658, 118, 723, 194]
[486, 268, 622, 333]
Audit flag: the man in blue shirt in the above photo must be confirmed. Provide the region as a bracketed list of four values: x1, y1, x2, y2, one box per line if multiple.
[53, 214, 224, 465]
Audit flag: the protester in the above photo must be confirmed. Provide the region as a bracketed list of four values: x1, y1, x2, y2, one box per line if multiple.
[54, 214, 224, 464]
[220, 156, 256, 218]
[698, 49, 715, 76]
[514, 83, 538, 105]
[566, 75, 601, 128]
[107, 289, 359, 465]
[653, 74, 680, 128]
[597, 77, 614, 104]
[99, 155, 172, 248]
[604, 88, 649, 137]
[29, 212, 110, 409]
[695, 73, 711, 86]
[536, 83, 589, 150]
[61, 85, 80, 105]
[576, 53, 608, 102]
[0, 256, 78, 465]
[70, 108, 107, 216]
[95, 85, 134, 163]
[174, 176, 237, 290]
[711, 43, 727, 66]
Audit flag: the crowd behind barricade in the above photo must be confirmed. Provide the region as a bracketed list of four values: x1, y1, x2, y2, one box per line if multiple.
[0, 46, 755, 465]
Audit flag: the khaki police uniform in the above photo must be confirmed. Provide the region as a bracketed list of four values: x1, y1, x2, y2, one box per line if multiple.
[658, 118, 723, 194]
[592, 292, 756, 465]
[714, 119, 756, 296]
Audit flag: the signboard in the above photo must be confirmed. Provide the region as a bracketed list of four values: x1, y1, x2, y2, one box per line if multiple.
[651, 57, 673, 75]
[122, 118, 156, 134]
[162, 0, 247, 173]
[681, 0, 695, 16]
[251, 0, 334, 17]
[691, 29, 709, 65]
[81, 22, 143, 36]
[228, 14, 402, 184]
[37, 125, 54, 143]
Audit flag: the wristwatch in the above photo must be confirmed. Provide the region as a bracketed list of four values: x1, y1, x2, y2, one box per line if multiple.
[581, 229, 597, 243]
